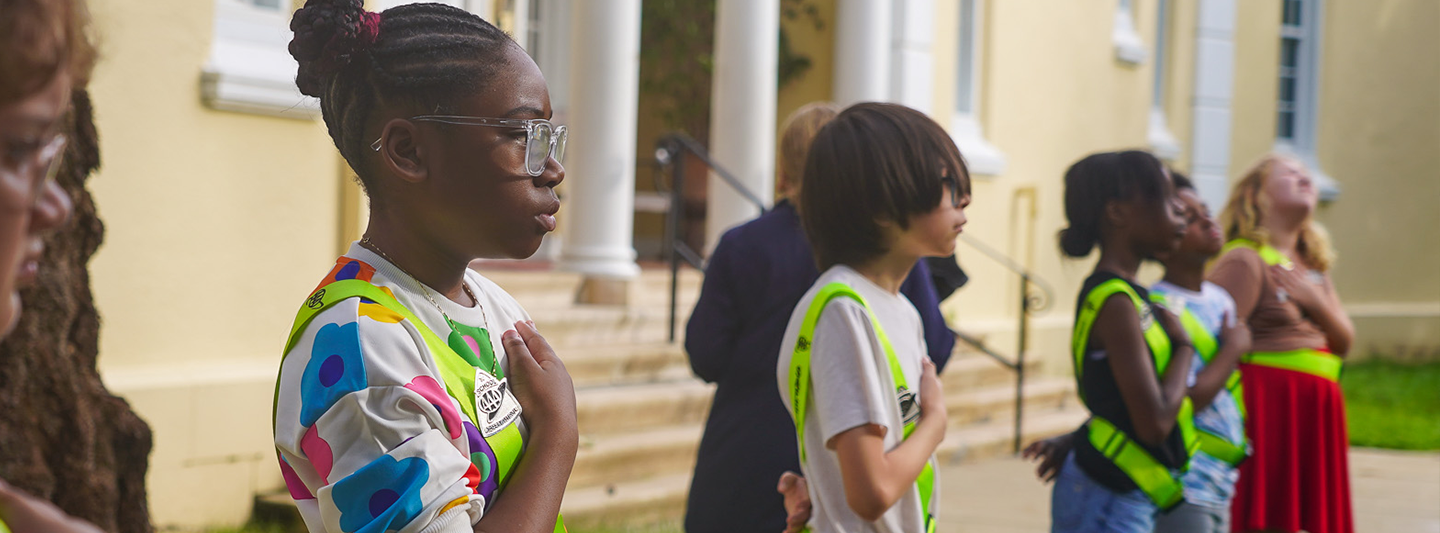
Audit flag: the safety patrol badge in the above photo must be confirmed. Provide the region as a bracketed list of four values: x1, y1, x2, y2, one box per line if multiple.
[897, 386, 921, 426]
[475, 369, 522, 437]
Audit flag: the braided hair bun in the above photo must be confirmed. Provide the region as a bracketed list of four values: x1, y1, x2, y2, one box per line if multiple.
[289, 0, 380, 97]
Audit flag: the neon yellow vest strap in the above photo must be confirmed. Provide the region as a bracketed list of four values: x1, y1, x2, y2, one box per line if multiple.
[1221, 238, 1294, 269]
[1072, 279, 1198, 509]
[1223, 239, 1343, 384]
[789, 282, 936, 533]
[1149, 294, 1250, 466]
[279, 278, 564, 532]
[1243, 348, 1342, 382]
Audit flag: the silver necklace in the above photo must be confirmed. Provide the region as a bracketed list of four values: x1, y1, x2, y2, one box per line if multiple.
[360, 236, 496, 375]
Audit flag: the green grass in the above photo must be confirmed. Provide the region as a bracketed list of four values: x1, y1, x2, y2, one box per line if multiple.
[1341, 359, 1440, 450]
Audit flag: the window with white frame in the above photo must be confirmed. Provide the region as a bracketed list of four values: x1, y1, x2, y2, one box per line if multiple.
[1113, 0, 1148, 64]
[1274, 0, 1338, 199]
[951, 0, 1006, 176]
[201, 0, 319, 119]
[1147, 0, 1180, 160]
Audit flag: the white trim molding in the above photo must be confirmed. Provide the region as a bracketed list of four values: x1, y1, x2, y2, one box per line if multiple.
[1274, 0, 1339, 200]
[1147, 0, 1181, 160]
[201, 0, 318, 119]
[950, 0, 1005, 176]
[1113, 0, 1149, 65]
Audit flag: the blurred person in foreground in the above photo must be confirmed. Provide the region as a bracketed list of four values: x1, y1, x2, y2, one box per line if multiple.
[0, 0, 93, 531]
[683, 102, 955, 533]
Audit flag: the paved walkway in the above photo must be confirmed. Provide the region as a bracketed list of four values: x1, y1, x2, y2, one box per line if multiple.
[937, 448, 1440, 533]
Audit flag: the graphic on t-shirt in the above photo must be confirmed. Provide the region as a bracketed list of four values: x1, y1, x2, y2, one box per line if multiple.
[446, 320, 501, 378]
[897, 386, 920, 426]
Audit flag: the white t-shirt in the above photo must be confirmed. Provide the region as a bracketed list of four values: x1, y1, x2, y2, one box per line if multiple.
[274, 243, 532, 533]
[775, 265, 939, 533]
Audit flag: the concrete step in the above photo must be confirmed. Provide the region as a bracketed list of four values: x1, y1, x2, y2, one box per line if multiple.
[528, 304, 693, 347]
[558, 404, 1091, 530]
[559, 472, 691, 530]
[575, 379, 714, 436]
[475, 267, 705, 309]
[944, 377, 1077, 426]
[561, 341, 692, 388]
[939, 353, 1044, 392]
[937, 404, 1091, 465]
[570, 424, 704, 491]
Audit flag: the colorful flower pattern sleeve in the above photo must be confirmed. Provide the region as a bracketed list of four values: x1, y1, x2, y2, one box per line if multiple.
[275, 297, 486, 533]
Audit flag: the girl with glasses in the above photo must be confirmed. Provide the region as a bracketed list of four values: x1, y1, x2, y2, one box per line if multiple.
[0, 0, 93, 531]
[274, 2, 574, 532]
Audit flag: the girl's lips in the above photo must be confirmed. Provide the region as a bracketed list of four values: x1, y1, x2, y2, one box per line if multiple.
[537, 213, 557, 232]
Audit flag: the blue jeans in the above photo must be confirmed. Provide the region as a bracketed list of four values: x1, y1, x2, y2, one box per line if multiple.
[1050, 453, 1157, 533]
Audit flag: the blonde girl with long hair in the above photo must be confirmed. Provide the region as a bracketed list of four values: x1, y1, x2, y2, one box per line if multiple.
[1209, 154, 1355, 533]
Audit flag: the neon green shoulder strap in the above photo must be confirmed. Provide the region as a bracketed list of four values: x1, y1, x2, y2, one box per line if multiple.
[1072, 279, 1175, 393]
[277, 278, 560, 529]
[788, 282, 935, 533]
[1071, 279, 1200, 509]
[1222, 238, 1293, 269]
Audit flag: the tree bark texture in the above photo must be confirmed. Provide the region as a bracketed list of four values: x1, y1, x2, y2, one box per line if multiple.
[0, 90, 154, 533]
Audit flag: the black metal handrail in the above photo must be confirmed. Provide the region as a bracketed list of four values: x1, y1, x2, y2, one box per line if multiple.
[954, 233, 1055, 454]
[654, 133, 769, 342]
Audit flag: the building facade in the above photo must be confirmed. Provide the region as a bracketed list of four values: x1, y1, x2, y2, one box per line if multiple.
[78, 0, 1437, 528]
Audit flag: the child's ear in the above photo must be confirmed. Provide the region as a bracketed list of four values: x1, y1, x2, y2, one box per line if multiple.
[378, 119, 428, 184]
[1104, 200, 1129, 229]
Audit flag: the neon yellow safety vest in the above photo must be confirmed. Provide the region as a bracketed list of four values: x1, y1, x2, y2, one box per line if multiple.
[277, 277, 565, 533]
[787, 282, 936, 533]
[0, 516, 9, 533]
[1148, 293, 1250, 467]
[1221, 239, 1343, 382]
[1071, 279, 1199, 509]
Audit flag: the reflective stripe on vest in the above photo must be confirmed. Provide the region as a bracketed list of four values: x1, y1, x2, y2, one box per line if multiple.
[1072, 279, 1198, 509]
[1149, 293, 1250, 466]
[278, 277, 565, 532]
[1243, 348, 1342, 382]
[1222, 239, 1343, 384]
[788, 282, 936, 533]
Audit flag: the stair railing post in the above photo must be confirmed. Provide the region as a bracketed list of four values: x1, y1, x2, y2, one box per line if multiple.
[1014, 272, 1030, 454]
[665, 140, 685, 344]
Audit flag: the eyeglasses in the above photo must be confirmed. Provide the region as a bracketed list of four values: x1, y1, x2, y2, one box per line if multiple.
[370, 115, 567, 177]
[2, 133, 67, 205]
[939, 175, 963, 207]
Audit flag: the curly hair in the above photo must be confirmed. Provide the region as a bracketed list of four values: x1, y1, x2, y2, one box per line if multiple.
[288, 0, 514, 189]
[1221, 154, 1336, 271]
[0, 0, 97, 103]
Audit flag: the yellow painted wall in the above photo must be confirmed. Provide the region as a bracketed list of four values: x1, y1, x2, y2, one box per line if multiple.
[85, 0, 342, 527]
[1310, 0, 1440, 355]
[1226, 0, 1440, 356]
[931, 0, 1174, 371]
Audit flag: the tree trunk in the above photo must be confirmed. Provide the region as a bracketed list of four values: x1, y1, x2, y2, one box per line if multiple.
[0, 90, 154, 533]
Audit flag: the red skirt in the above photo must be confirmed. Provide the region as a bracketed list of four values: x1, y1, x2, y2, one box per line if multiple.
[1230, 362, 1354, 533]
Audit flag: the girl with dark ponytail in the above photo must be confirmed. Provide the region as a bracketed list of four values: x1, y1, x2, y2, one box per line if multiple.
[1045, 150, 1197, 532]
[272, 2, 574, 532]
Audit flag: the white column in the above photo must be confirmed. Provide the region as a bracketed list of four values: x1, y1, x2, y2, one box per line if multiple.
[1189, 0, 1237, 209]
[556, 0, 641, 280]
[833, 0, 892, 106]
[705, 0, 780, 251]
